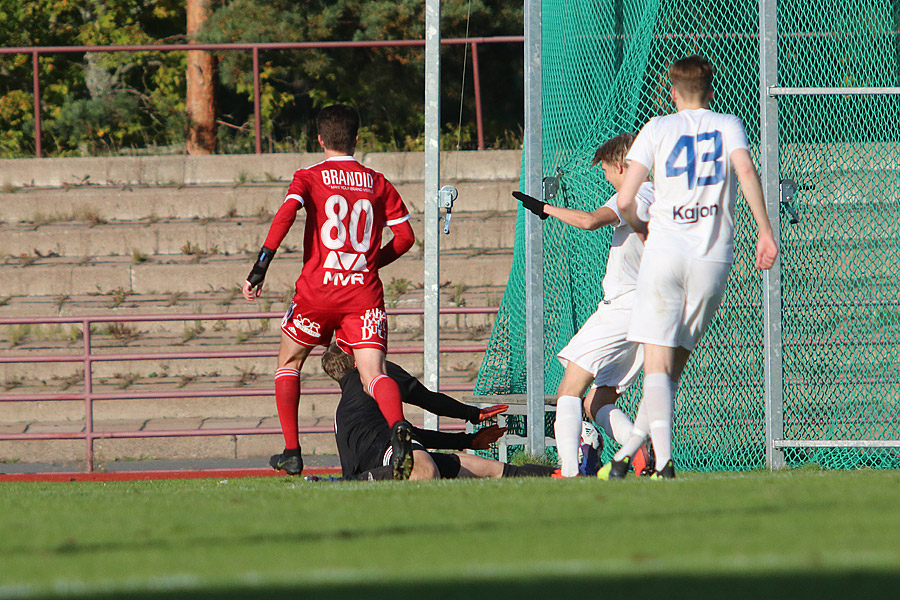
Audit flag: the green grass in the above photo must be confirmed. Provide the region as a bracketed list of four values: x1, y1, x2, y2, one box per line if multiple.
[1, 470, 899, 599]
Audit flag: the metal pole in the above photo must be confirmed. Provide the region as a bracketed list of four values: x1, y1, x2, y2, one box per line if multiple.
[82, 319, 94, 472]
[760, 0, 785, 470]
[252, 47, 262, 155]
[471, 42, 485, 150]
[422, 0, 441, 430]
[768, 86, 900, 96]
[524, 0, 545, 455]
[32, 51, 42, 158]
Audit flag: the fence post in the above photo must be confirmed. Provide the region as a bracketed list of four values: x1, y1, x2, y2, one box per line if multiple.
[253, 46, 262, 154]
[524, 0, 545, 456]
[760, 0, 785, 470]
[82, 319, 94, 472]
[422, 0, 441, 430]
[471, 42, 485, 150]
[32, 50, 42, 158]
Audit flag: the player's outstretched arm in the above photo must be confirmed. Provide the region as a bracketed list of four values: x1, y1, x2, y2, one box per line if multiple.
[410, 424, 506, 451]
[399, 372, 508, 423]
[732, 149, 778, 270]
[376, 220, 415, 268]
[616, 162, 650, 235]
[513, 192, 617, 230]
[242, 197, 300, 301]
[545, 204, 618, 231]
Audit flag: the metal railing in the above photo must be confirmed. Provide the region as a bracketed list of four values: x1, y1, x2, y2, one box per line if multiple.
[0, 36, 524, 157]
[0, 306, 497, 472]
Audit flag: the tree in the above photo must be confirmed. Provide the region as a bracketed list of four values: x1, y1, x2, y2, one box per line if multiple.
[186, 0, 216, 154]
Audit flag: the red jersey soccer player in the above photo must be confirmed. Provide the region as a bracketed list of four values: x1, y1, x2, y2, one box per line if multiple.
[242, 104, 416, 479]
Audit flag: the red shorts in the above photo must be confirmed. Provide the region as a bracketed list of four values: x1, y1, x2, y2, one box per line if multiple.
[280, 302, 388, 352]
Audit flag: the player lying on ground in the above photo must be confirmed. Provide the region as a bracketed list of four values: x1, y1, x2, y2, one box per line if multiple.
[514, 132, 655, 478]
[320, 342, 557, 481]
[600, 54, 778, 480]
[243, 104, 416, 479]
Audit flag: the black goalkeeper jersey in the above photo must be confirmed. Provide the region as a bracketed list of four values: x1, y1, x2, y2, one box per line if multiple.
[334, 362, 480, 476]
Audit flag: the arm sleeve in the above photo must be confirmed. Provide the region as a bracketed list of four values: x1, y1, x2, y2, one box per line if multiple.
[263, 171, 305, 250]
[408, 382, 481, 422]
[387, 363, 480, 422]
[724, 115, 750, 158]
[410, 425, 474, 450]
[377, 219, 415, 268]
[602, 193, 623, 226]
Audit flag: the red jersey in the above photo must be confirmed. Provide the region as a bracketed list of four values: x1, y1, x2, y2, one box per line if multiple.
[264, 156, 410, 311]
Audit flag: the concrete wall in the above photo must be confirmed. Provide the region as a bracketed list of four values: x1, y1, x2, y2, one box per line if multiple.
[0, 150, 522, 188]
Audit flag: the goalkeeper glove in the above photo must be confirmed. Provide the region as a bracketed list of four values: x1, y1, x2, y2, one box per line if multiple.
[476, 404, 509, 423]
[471, 425, 506, 450]
[246, 245, 276, 293]
[512, 191, 548, 220]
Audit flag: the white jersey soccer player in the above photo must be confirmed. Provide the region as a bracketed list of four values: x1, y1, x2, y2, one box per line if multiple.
[515, 132, 659, 478]
[624, 109, 747, 349]
[600, 55, 778, 480]
[551, 182, 655, 477]
[556, 182, 655, 392]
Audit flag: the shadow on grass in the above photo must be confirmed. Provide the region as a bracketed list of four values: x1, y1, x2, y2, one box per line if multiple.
[34, 572, 900, 600]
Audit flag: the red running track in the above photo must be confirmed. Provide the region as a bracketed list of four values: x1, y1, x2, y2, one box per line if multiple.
[0, 466, 343, 483]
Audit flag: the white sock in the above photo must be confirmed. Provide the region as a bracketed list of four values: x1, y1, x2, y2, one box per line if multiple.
[643, 373, 674, 470]
[613, 403, 648, 462]
[554, 395, 583, 477]
[593, 404, 634, 445]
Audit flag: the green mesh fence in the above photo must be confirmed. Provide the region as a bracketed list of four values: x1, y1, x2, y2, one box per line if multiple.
[475, 1, 900, 470]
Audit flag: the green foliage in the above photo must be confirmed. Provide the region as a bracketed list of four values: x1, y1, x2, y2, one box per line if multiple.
[0, 0, 186, 157]
[201, 0, 523, 152]
[0, 0, 524, 157]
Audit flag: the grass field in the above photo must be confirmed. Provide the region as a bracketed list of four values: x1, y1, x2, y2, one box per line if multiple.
[2, 469, 899, 599]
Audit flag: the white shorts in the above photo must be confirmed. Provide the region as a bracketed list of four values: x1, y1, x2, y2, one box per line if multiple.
[627, 248, 731, 350]
[557, 292, 643, 394]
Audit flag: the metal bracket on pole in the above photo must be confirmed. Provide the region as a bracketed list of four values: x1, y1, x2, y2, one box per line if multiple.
[439, 185, 458, 234]
[543, 176, 559, 202]
[780, 178, 800, 224]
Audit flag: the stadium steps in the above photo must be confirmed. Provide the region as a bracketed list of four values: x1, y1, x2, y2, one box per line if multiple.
[0, 151, 518, 468]
[1, 211, 517, 258]
[0, 247, 514, 296]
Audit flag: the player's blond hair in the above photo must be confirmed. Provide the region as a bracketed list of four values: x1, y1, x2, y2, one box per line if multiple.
[669, 55, 714, 99]
[317, 104, 359, 155]
[592, 132, 637, 167]
[321, 342, 356, 383]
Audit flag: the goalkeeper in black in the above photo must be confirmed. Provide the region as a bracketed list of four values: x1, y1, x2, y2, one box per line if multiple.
[321, 342, 556, 480]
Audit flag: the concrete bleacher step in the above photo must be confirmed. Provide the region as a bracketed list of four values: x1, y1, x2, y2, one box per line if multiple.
[0, 247, 514, 296]
[0, 179, 521, 222]
[0, 285, 503, 325]
[0, 211, 517, 258]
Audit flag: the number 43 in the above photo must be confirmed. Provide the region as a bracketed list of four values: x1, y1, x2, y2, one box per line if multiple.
[665, 131, 724, 189]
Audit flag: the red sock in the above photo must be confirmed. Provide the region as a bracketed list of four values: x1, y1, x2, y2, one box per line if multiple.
[367, 375, 405, 427]
[275, 367, 301, 450]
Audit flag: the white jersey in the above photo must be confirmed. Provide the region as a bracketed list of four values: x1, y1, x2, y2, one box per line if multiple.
[627, 109, 749, 262]
[601, 181, 654, 301]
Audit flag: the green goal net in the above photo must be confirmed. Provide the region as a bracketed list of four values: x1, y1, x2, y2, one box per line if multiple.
[475, 0, 900, 470]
